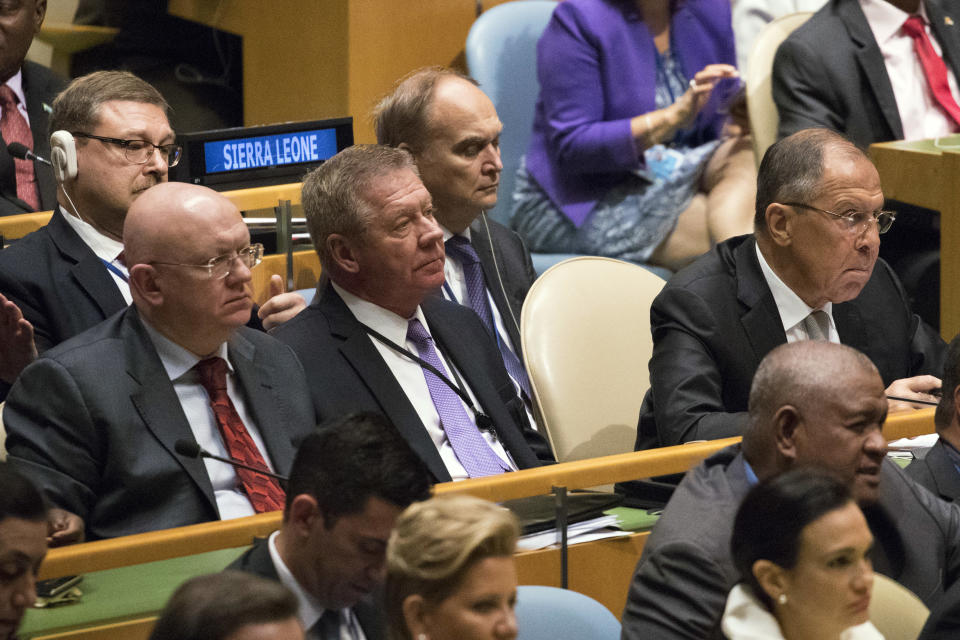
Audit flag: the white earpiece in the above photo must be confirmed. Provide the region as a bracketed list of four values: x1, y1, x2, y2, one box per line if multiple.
[50, 130, 77, 182]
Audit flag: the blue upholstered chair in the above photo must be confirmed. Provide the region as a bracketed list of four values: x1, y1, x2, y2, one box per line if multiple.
[515, 585, 621, 640]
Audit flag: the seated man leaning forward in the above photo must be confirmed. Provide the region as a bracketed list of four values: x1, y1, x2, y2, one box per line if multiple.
[907, 332, 960, 502]
[636, 127, 944, 449]
[622, 341, 960, 640]
[4, 182, 316, 541]
[271, 144, 553, 483]
[228, 411, 432, 639]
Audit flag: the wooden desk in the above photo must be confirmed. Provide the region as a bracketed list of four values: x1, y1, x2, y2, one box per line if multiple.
[166, 1, 517, 143]
[870, 137, 960, 338]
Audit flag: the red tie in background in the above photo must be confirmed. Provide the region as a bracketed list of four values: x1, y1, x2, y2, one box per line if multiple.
[195, 357, 285, 513]
[0, 85, 40, 210]
[902, 15, 960, 127]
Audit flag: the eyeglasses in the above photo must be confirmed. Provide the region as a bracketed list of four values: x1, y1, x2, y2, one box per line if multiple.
[72, 132, 182, 167]
[151, 244, 263, 280]
[782, 202, 896, 235]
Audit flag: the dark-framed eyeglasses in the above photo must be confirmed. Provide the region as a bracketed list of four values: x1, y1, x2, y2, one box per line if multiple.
[72, 132, 182, 167]
[782, 202, 896, 235]
[151, 244, 263, 280]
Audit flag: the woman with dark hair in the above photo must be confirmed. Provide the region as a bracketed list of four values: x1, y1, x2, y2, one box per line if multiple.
[723, 469, 882, 640]
[513, 0, 756, 271]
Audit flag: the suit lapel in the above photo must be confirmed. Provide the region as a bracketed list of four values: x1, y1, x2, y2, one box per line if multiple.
[838, 0, 903, 139]
[22, 63, 57, 211]
[228, 330, 298, 476]
[47, 210, 127, 318]
[735, 238, 788, 366]
[833, 298, 871, 355]
[927, 0, 960, 83]
[123, 308, 218, 514]
[320, 287, 452, 482]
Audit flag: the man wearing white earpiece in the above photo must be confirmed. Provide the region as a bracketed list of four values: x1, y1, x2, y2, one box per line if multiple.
[0, 71, 306, 455]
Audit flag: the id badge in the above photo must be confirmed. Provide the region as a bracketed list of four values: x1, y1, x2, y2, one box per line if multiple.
[645, 144, 684, 182]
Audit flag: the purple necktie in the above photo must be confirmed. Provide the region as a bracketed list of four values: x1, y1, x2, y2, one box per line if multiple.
[406, 317, 509, 477]
[445, 235, 532, 400]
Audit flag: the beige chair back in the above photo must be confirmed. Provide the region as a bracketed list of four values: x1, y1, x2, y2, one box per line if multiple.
[745, 12, 814, 166]
[521, 257, 665, 462]
[869, 573, 930, 640]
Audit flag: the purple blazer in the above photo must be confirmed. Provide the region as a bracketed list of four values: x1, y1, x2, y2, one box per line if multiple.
[524, 0, 736, 227]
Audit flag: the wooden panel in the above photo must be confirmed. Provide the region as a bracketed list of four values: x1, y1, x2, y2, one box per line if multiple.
[251, 250, 321, 304]
[0, 210, 53, 242]
[31, 618, 154, 640]
[883, 407, 936, 442]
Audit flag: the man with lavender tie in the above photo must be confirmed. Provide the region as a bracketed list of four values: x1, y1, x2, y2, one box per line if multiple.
[272, 144, 553, 482]
[374, 68, 538, 415]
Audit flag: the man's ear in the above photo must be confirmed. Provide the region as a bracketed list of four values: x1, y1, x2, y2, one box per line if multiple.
[287, 494, 321, 538]
[773, 405, 801, 464]
[952, 385, 960, 424]
[327, 234, 360, 274]
[753, 559, 789, 605]
[765, 203, 793, 247]
[128, 264, 162, 306]
[34, 0, 47, 32]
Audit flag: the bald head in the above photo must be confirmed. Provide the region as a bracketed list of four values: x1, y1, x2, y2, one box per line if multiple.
[125, 183, 254, 356]
[742, 341, 889, 504]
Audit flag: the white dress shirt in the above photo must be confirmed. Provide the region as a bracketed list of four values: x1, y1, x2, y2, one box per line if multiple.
[756, 243, 840, 343]
[267, 531, 366, 640]
[142, 319, 274, 519]
[859, 0, 960, 140]
[59, 206, 132, 304]
[333, 282, 518, 480]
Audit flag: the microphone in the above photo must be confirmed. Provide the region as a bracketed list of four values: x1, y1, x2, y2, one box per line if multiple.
[7, 142, 52, 166]
[174, 439, 289, 482]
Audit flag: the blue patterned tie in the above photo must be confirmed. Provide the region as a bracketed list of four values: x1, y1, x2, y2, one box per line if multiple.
[406, 318, 510, 477]
[444, 235, 532, 400]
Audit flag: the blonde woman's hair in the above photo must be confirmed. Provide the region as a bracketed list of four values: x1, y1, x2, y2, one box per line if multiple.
[385, 494, 519, 640]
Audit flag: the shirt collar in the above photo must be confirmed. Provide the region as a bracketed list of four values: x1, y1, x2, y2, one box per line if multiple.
[755, 242, 833, 335]
[268, 531, 325, 632]
[57, 206, 125, 264]
[441, 224, 473, 244]
[859, 0, 930, 45]
[140, 316, 231, 382]
[332, 281, 429, 344]
[4, 68, 25, 110]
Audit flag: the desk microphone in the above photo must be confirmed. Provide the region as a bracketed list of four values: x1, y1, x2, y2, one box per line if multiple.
[7, 142, 53, 166]
[174, 439, 289, 482]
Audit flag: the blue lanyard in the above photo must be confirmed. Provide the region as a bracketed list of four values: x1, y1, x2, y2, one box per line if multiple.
[100, 258, 129, 283]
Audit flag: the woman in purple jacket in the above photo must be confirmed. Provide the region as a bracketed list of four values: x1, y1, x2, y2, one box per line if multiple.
[513, 0, 757, 270]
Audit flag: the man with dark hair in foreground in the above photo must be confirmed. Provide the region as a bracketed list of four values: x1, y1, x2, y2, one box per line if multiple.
[228, 412, 432, 640]
[0, 462, 48, 640]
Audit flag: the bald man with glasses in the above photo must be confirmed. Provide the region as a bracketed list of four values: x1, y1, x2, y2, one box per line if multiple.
[3, 181, 315, 542]
[635, 128, 945, 451]
[0, 71, 304, 407]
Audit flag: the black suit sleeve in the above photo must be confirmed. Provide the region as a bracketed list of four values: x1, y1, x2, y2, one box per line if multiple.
[643, 285, 749, 447]
[5, 357, 101, 521]
[621, 542, 730, 640]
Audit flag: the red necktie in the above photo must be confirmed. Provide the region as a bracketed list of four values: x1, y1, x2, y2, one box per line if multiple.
[902, 15, 960, 127]
[0, 85, 40, 210]
[195, 357, 285, 513]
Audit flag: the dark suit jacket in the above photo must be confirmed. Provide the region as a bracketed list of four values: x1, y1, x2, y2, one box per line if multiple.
[0, 209, 125, 355]
[271, 283, 553, 482]
[620, 445, 960, 640]
[0, 61, 63, 216]
[227, 537, 385, 639]
[921, 575, 960, 639]
[4, 306, 316, 540]
[469, 214, 537, 357]
[906, 440, 960, 502]
[636, 235, 945, 449]
[773, 0, 960, 148]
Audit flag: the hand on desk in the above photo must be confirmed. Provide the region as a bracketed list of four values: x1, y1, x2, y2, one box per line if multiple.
[886, 374, 942, 412]
[0, 293, 37, 384]
[258, 275, 307, 331]
[47, 508, 84, 547]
